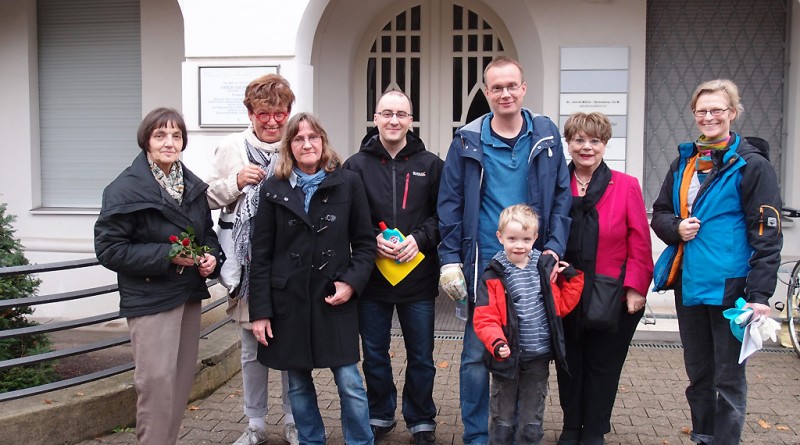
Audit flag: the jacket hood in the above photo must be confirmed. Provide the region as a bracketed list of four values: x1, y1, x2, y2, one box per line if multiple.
[359, 127, 427, 159]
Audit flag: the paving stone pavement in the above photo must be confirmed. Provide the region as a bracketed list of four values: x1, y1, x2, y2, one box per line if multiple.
[76, 336, 800, 445]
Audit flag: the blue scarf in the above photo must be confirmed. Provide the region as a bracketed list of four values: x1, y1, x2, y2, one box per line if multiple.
[293, 167, 327, 213]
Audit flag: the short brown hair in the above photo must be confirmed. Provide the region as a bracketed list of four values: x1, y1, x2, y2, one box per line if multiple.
[375, 90, 414, 115]
[497, 204, 539, 234]
[690, 79, 744, 119]
[243, 74, 296, 114]
[274, 113, 341, 179]
[483, 56, 524, 83]
[137, 107, 188, 152]
[563, 112, 613, 144]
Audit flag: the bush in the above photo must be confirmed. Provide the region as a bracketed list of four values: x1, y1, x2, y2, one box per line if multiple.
[0, 203, 55, 392]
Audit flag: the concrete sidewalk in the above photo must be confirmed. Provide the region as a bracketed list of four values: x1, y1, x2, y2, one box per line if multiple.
[76, 332, 800, 445]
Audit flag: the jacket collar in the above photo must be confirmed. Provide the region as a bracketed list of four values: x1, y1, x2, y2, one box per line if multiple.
[99, 151, 208, 228]
[266, 167, 345, 226]
[678, 132, 746, 172]
[456, 108, 555, 161]
[359, 127, 427, 160]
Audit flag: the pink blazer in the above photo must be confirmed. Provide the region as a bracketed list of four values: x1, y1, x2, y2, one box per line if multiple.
[571, 170, 654, 297]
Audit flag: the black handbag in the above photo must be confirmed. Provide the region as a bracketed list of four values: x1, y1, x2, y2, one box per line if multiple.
[583, 263, 626, 331]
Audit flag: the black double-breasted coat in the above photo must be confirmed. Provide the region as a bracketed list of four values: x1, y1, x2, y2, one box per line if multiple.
[248, 167, 375, 370]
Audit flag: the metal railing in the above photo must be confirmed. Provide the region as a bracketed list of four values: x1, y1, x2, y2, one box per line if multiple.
[0, 258, 229, 402]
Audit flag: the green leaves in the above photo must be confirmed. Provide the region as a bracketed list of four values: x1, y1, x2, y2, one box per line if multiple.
[166, 225, 212, 267]
[0, 203, 55, 393]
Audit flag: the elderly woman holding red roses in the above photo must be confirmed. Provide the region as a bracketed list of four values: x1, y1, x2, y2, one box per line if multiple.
[95, 107, 221, 445]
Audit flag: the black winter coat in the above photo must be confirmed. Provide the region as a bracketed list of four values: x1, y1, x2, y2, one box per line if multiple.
[94, 151, 221, 318]
[248, 167, 375, 370]
[343, 129, 444, 302]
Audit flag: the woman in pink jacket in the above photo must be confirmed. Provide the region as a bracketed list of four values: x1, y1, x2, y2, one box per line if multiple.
[555, 112, 654, 445]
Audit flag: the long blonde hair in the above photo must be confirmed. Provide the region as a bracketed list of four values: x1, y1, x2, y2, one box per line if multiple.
[274, 112, 341, 179]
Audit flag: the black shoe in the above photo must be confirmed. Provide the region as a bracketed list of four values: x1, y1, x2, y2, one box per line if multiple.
[557, 428, 581, 445]
[580, 435, 604, 445]
[413, 431, 436, 445]
[371, 421, 397, 443]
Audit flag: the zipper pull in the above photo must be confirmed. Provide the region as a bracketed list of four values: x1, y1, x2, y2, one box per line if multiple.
[402, 173, 410, 210]
[548, 147, 553, 157]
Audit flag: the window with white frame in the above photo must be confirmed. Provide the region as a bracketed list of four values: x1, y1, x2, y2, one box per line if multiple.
[359, 2, 513, 156]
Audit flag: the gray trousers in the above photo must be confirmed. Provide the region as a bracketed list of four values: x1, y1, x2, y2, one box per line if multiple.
[127, 301, 201, 445]
[489, 356, 549, 445]
[239, 325, 294, 423]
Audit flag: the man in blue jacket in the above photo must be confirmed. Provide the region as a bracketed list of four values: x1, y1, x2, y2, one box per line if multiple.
[437, 56, 572, 445]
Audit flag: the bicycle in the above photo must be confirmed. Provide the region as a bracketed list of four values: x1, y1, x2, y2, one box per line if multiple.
[775, 206, 800, 358]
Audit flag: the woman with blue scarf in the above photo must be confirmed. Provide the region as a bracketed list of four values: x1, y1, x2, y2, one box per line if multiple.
[651, 79, 782, 445]
[248, 112, 376, 444]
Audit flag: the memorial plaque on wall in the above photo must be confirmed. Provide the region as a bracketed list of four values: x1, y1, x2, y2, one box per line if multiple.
[199, 66, 279, 127]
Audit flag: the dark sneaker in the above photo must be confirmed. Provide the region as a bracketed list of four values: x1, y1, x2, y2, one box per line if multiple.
[413, 431, 436, 444]
[371, 421, 397, 443]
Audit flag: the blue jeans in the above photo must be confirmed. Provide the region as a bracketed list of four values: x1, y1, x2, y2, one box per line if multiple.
[675, 292, 747, 445]
[287, 364, 374, 445]
[359, 299, 437, 433]
[461, 305, 490, 445]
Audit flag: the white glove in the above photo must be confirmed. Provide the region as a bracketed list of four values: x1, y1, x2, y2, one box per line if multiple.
[440, 264, 467, 301]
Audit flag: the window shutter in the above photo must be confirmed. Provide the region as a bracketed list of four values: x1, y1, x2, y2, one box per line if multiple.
[38, 0, 142, 208]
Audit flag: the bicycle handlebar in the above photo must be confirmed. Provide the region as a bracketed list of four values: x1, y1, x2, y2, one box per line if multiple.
[783, 207, 800, 218]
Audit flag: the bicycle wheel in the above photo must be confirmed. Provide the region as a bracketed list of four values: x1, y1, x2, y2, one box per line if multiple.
[787, 260, 800, 358]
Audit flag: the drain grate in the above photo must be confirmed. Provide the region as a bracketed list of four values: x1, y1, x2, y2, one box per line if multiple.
[630, 342, 793, 354]
[388, 332, 797, 355]
[630, 342, 683, 349]
[434, 333, 464, 341]
[391, 331, 464, 341]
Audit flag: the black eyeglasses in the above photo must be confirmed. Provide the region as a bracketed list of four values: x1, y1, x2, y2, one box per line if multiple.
[488, 84, 521, 95]
[376, 110, 412, 120]
[692, 108, 729, 118]
[254, 111, 289, 123]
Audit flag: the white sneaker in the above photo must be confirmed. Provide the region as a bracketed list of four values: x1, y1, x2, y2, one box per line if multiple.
[283, 423, 300, 445]
[232, 425, 268, 445]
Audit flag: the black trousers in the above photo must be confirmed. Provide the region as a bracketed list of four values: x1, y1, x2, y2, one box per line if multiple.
[556, 305, 643, 438]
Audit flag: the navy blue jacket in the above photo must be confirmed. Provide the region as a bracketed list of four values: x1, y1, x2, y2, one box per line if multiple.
[437, 109, 572, 301]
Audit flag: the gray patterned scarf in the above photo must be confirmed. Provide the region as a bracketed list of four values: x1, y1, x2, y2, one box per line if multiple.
[148, 156, 184, 203]
[232, 140, 274, 302]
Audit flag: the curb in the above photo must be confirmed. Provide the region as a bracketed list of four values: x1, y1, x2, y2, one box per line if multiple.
[0, 321, 241, 445]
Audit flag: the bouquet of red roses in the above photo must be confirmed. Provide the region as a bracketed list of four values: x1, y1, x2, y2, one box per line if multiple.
[167, 226, 210, 274]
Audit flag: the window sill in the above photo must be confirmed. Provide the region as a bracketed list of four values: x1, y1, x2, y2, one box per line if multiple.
[30, 207, 100, 216]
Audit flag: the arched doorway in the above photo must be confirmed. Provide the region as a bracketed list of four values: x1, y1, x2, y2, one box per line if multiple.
[354, 1, 516, 156]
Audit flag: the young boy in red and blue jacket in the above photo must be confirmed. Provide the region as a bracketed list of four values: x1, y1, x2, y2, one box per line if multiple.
[473, 204, 583, 445]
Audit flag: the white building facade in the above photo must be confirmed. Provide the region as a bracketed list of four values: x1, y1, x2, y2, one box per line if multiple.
[1, 0, 799, 319]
